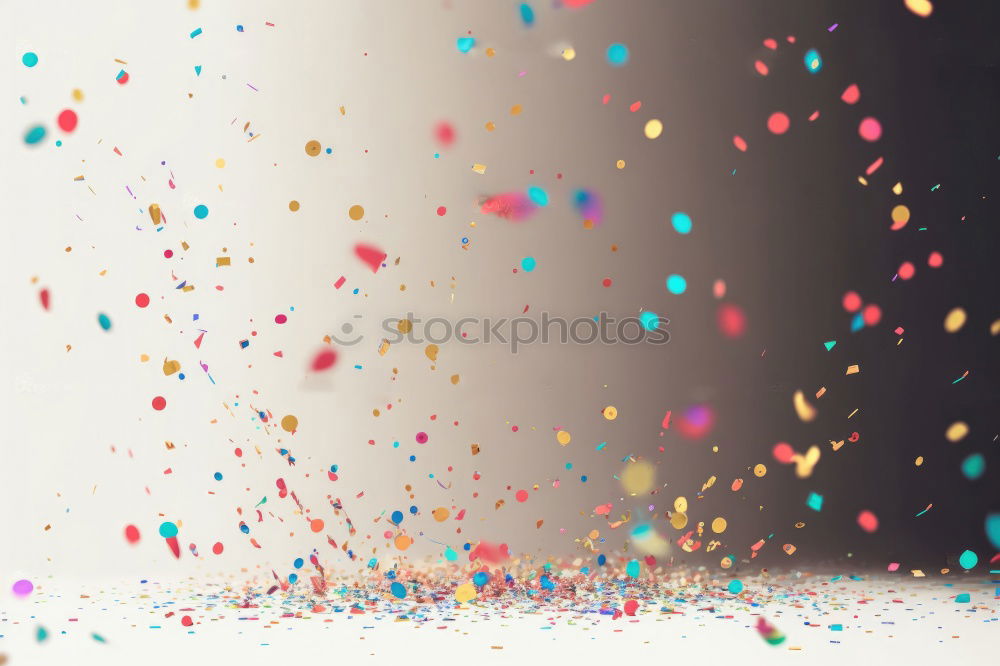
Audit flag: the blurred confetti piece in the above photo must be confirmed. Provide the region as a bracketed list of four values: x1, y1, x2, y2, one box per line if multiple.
[793, 390, 817, 422]
[905, 0, 933, 17]
[311, 348, 338, 372]
[857, 510, 879, 533]
[354, 243, 387, 273]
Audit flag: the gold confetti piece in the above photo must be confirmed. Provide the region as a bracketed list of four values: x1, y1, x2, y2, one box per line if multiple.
[471, 163, 487, 174]
[509, 104, 523, 116]
[424, 344, 439, 361]
[348, 204, 365, 220]
[149, 203, 162, 224]
[377, 339, 390, 356]
[815, 387, 826, 398]
[140, 354, 150, 362]
[890, 204, 910, 230]
[162, 359, 181, 376]
[846, 364, 860, 375]
[216, 257, 231, 267]
[793, 390, 817, 422]
[621, 460, 654, 494]
[450, 374, 460, 384]
[904, 0, 933, 18]
[556, 430, 571, 446]
[711, 517, 727, 533]
[990, 319, 1000, 336]
[470, 443, 480, 455]
[669, 511, 688, 529]
[915, 456, 924, 466]
[753, 463, 767, 477]
[644, 118, 663, 139]
[793, 445, 820, 478]
[165, 441, 175, 450]
[562, 47, 576, 61]
[945, 421, 969, 443]
[911, 569, 925, 577]
[305, 140, 321, 156]
[616, 159, 626, 169]
[858, 175, 869, 186]
[783, 543, 796, 555]
[603, 405, 618, 420]
[339, 105, 346, 115]
[892, 181, 903, 195]
[674, 496, 688, 513]
[944, 307, 967, 332]
[288, 200, 300, 211]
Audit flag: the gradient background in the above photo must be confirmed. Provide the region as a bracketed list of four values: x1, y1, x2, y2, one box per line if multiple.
[2, 0, 998, 582]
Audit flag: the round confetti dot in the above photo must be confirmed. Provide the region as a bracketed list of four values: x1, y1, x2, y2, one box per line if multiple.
[602, 278, 613, 287]
[556, 430, 571, 446]
[711, 517, 728, 534]
[733, 135, 748, 151]
[958, 549, 978, 569]
[753, 464, 767, 477]
[945, 421, 969, 443]
[666, 274, 687, 294]
[432, 507, 450, 522]
[348, 204, 365, 220]
[210, 541, 224, 555]
[57, 109, 78, 132]
[124, 524, 141, 543]
[928, 251, 943, 267]
[527, 186, 548, 206]
[898, 261, 915, 280]
[135, 293, 150, 308]
[767, 112, 790, 134]
[520, 256, 537, 272]
[24, 125, 46, 145]
[164, 249, 174, 258]
[717, 303, 747, 338]
[436, 206, 447, 216]
[455, 583, 476, 603]
[304, 140, 321, 156]
[158, 521, 178, 538]
[862, 303, 882, 326]
[281, 414, 298, 432]
[772, 442, 795, 464]
[621, 461, 655, 494]
[310, 518, 324, 533]
[456, 37, 476, 53]
[311, 348, 338, 371]
[12, 579, 33, 598]
[727, 579, 743, 594]
[215, 158, 226, 168]
[606, 43, 629, 66]
[615, 159, 626, 169]
[842, 291, 862, 312]
[962, 453, 985, 480]
[72, 88, 84, 101]
[644, 118, 663, 139]
[639, 311, 659, 331]
[390, 581, 407, 599]
[394, 534, 412, 550]
[515, 489, 529, 502]
[193, 204, 209, 219]
[858, 117, 882, 141]
[603, 405, 618, 420]
[944, 307, 966, 333]
[857, 510, 879, 533]
[288, 200, 300, 212]
[213, 472, 223, 481]
[890, 205, 911, 230]
[804, 48, 822, 73]
[151, 396, 166, 410]
[274, 314, 287, 325]
[671, 212, 692, 234]
[22, 52, 39, 67]
[97, 312, 112, 330]
[117, 71, 129, 85]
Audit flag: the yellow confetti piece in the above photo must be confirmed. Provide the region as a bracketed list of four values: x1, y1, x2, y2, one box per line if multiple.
[472, 163, 487, 174]
[944, 307, 966, 333]
[904, 0, 933, 18]
[711, 517, 727, 533]
[644, 118, 663, 139]
[556, 430, 571, 446]
[846, 364, 860, 375]
[945, 421, 968, 443]
[793, 390, 817, 422]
